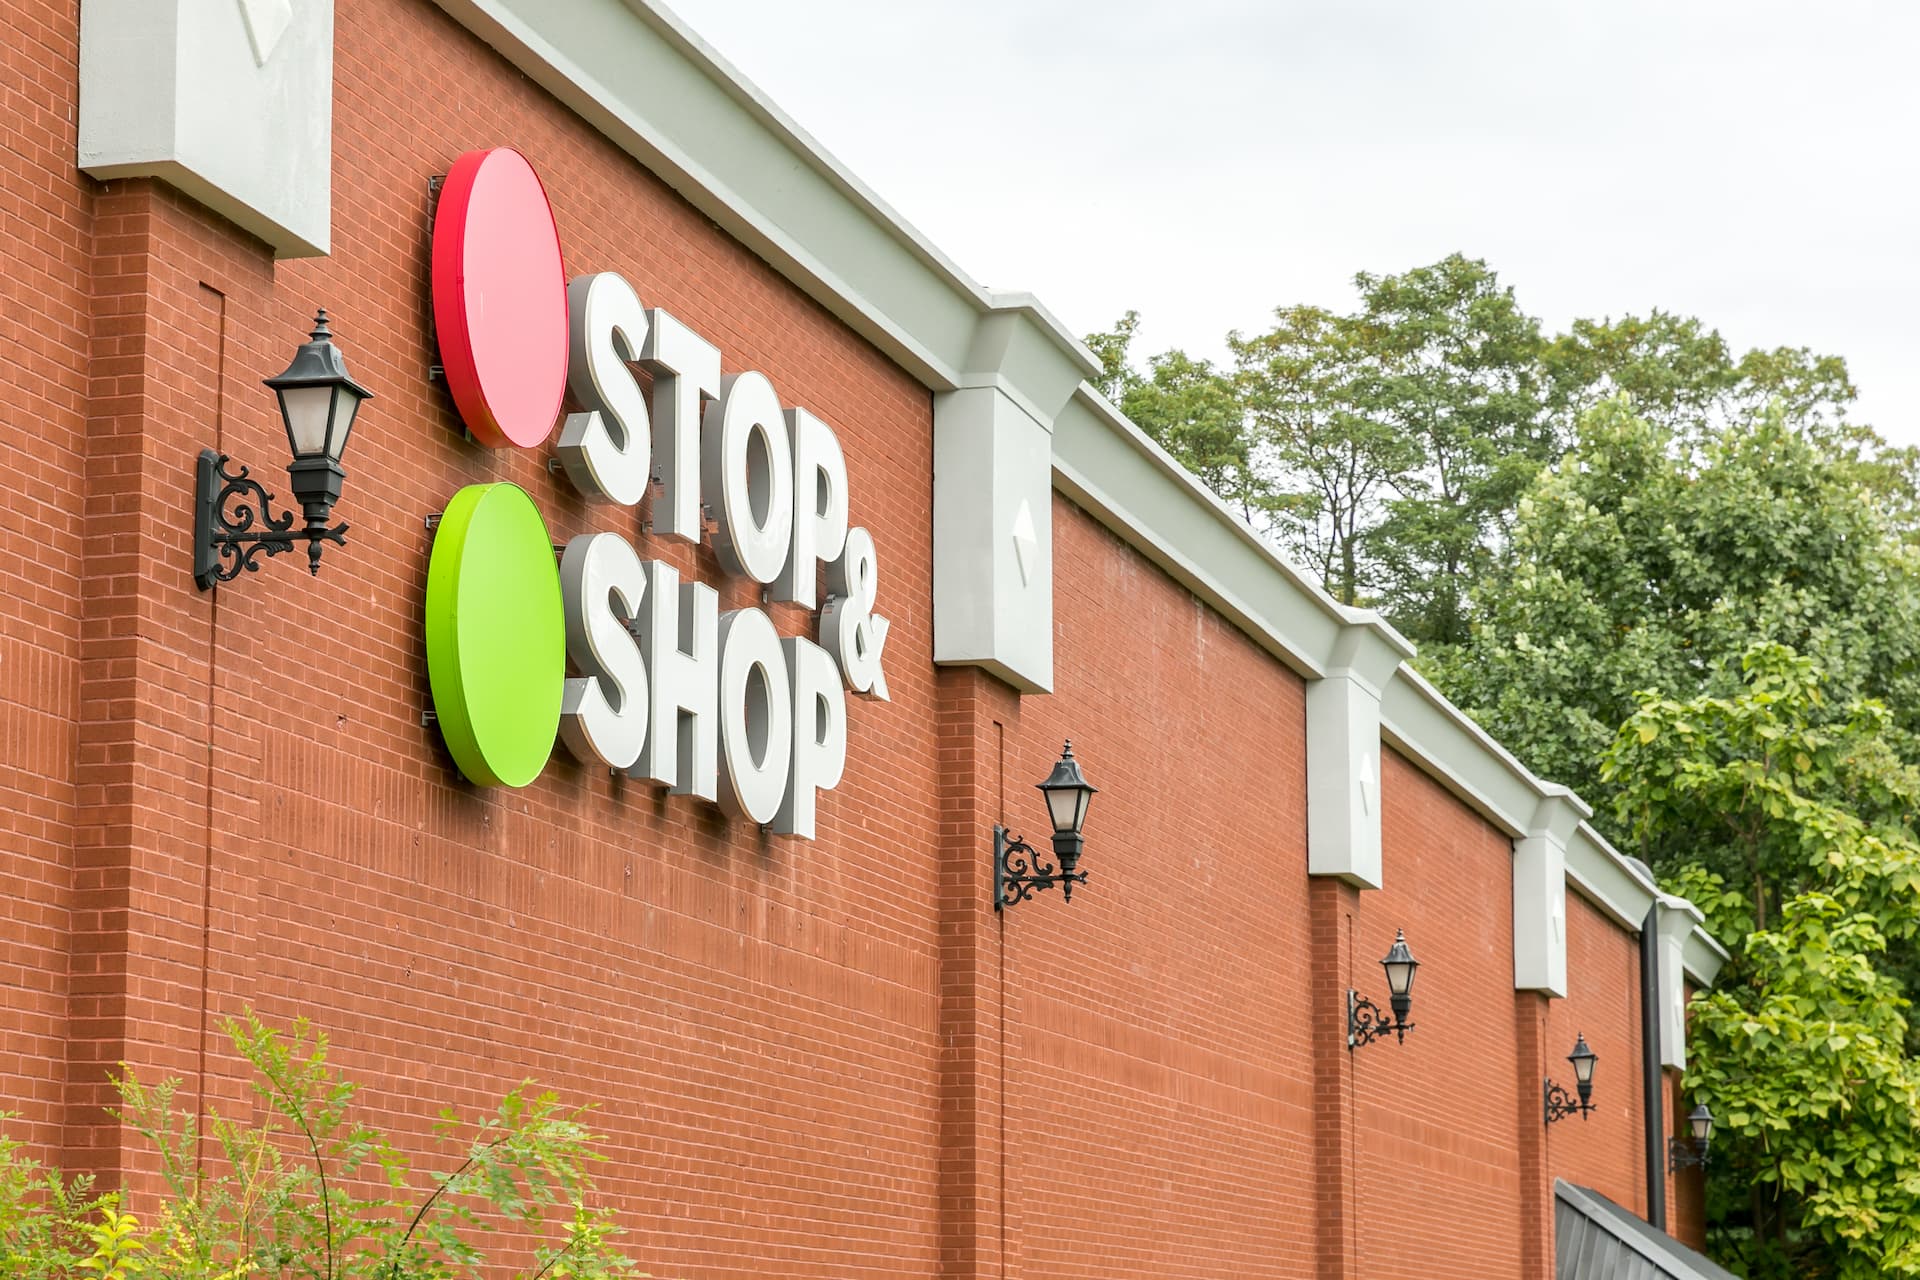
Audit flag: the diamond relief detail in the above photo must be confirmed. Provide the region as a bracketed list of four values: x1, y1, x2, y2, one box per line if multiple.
[238, 0, 294, 66]
[1011, 500, 1038, 588]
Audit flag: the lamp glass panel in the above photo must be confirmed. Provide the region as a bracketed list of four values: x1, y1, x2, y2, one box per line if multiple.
[1690, 1106, 1713, 1143]
[280, 384, 335, 458]
[1572, 1048, 1596, 1085]
[1044, 784, 1081, 836]
[1384, 955, 1416, 997]
[327, 387, 362, 461]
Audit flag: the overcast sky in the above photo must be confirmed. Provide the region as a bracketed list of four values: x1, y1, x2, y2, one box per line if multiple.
[667, 1, 1920, 444]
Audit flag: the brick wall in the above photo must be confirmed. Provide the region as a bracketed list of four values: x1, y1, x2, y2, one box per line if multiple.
[1362, 749, 1528, 1276]
[1671, 987, 1709, 1251]
[1548, 889, 1651, 1214]
[1007, 502, 1318, 1278]
[0, 0, 92, 1158]
[208, 2, 946, 1272]
[0, 0, 1705, 1272]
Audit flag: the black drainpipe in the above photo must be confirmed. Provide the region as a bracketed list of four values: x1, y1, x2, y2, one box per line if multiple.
[1640, 901, 1667, 1229]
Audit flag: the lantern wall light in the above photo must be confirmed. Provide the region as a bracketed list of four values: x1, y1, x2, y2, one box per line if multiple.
[1669, 1103, 1715, 1170]
[1544, 1032, 1599, 1124]
[194, 310, 372, 589]
[993, 741, 1097, 910]
[1347, 929, 1419, 1049]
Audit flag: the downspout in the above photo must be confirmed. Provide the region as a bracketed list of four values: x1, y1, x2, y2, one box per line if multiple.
[1640, 902, 1667, 1229]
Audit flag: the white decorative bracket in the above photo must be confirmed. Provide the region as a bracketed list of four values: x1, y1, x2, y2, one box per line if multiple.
[1655, 892, 1704, 1070]
[79, 0, 334, 258]
[1513, 785, 1591, 996]
[1306, 610, 1413, 889]
[932, 301, 1096, 695]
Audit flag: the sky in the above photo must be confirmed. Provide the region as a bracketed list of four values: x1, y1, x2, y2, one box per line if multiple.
[665, 1, 1920, 444]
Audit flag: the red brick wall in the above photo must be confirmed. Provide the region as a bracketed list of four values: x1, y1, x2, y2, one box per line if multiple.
[62, 184, 284, 1187]
[0, 0, 1703, 1275]
[26, 2, 946, 1272]
[1362, 750, 1527, 1276]
[1357, 758, 1663, 1267]
[1548, 889, 1649, 1213]
[1006, 501, 1318, 1279]
[0, 0, 93, 1156]
[1672, 988, 1709, 1251]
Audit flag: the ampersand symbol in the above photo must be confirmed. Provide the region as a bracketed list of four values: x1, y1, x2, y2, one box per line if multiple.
[820, 525, 890, 701]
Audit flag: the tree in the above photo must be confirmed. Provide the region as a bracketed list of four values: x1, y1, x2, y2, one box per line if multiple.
[1084, 313, 1267, 522]
[1355, 255, 1554, 645]
[1544, 311, 1742, 435]
[1085, 309, 1141, 405]
[1228, 255, 1554, 638]
[1543, 311, 1857, 442]
[1229, 302, 1419, 602]
[1126, 348, 1259, 515]
[1433, 396, 1920, 809]
[1093, 262, 1901, 660]
[1603, 645, 1920, 1278]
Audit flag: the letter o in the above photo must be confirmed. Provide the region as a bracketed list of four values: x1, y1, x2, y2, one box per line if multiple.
[702, 372, 794, 584]
[715, 607, 794, 824]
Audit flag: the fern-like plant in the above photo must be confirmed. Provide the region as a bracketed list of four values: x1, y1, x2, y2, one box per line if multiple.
[1, 1015, 646, 1280]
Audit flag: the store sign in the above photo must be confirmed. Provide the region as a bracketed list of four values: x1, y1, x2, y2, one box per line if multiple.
[422, 147, 888, 838]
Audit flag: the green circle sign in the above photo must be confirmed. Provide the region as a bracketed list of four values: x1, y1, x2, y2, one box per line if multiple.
[424, 483, 564, 787]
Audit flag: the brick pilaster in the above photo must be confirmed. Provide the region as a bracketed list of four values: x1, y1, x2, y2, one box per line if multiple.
[65, 182, 274, 1189]
[1516, 990, 1553, 1274]
[1311, 876, 1361, 1279]
[936, 666, 1022, 1280]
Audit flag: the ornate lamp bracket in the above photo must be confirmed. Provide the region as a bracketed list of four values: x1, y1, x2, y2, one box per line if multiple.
[194, 450, 348, 588]
[1544, 1078, 1595, 1125]
[993, 826, 1088, 910]
[1347, 990, 1414, 1049]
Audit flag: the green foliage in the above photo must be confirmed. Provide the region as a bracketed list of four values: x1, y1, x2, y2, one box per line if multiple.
[1435, 397, 1920, 811]
[1227, 254, 1554, 633]
[1605, 644, 1920, 935]
[1085, 312, 1268, 521]
[1087, 260, 1899, 662]
[1084, 308, 1140, 405]
[0, 1120, 116, 1278]
[1603, 646, 1920, 1277]
[1542, 310, 1856, 440]
[1691, 895, 1920, 1278]
[1340, 255, 1556, 644]
[77, 1206, 148, 1280]
[1129, 349, 1254, 504]
[0, 1017, 644, 1280]
[1227, 296, 1425, 606]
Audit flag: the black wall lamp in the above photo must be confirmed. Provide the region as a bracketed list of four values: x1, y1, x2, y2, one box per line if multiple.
[195, 310, 372, 589]
[1545, 1032, 1599, 1123]
[993, 741, 1097, 910]
[1669, 1104, 1715, 1170]
[1348, 929, 1419, 1049]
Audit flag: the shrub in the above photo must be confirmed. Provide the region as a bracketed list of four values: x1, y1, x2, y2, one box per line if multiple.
[0, 1015, 645, 1280]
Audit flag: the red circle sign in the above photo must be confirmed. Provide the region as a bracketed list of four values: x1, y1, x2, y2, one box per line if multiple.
[431, 147, 569, 449]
